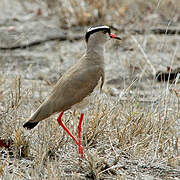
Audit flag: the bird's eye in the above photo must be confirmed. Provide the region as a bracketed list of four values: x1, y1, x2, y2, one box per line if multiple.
[102, 30, 107, 34]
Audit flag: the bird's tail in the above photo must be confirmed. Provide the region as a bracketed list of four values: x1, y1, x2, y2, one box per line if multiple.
[23, 107, 42, 130]
[23, 100, 54, 130]
[23, 121, 39, 130]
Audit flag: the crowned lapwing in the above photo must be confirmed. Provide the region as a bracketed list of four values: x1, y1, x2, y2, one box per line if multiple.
[23, 25, 121, 157]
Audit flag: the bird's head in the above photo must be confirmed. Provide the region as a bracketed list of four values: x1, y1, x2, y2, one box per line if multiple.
[85, 25, 121, 45]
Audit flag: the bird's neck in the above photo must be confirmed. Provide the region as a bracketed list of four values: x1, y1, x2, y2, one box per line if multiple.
[86, 42, 105, 58]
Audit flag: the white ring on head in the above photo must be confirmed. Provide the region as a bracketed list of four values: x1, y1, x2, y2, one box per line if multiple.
[87, 25, 110, 33]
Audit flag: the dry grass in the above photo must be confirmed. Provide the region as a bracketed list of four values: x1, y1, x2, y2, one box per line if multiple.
[0, 75, 179, 179]
[0, 0, 180, 179]
[45, 0, 180, 28]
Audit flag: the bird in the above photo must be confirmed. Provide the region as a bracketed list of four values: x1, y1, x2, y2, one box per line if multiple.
[23, 25, 121, 157]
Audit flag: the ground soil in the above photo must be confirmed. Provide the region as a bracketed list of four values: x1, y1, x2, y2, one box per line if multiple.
[0, 1, 180, 179]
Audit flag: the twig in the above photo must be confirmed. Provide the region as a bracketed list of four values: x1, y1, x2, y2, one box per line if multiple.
[131, 35, 156, 76]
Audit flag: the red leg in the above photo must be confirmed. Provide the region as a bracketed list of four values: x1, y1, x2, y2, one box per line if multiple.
[78, 114, 84, 156]
[57, 112, 84, 158]
[57, 112, 79, 145]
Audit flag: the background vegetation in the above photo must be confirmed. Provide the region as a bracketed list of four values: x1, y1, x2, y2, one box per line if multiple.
[0, 0, 180, 179]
